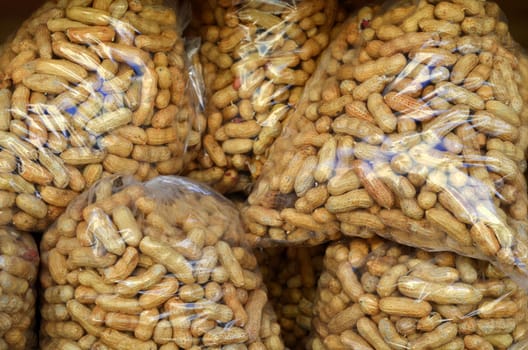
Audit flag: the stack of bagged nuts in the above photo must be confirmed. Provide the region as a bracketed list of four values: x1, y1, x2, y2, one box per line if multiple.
[184, 0, 338, 194]
[39, 175, 285, 349]
[0, 0, 202, 232]
[247, 0, 528, 283]
[0, 227, 39, 350]
[257, 246, 325, 349]
[311, 237, 528, 349]
[0, 0, 527, 348]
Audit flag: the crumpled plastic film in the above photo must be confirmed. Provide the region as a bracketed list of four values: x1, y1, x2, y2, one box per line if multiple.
[0, 0, 200, 232]
[246, 0, 528, 287]
[39, 175, 285, 349]
[0, 227, 38, 350]
[184, 0, 338, 195]
[311, 237, 528, 350]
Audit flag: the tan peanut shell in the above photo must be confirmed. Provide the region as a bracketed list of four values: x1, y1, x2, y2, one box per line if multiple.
[184, 0, 339, 194]
[0, 227, 39, 350]
[310, 238, 528, 350]
[246, 0, 528, 285]
[0, 0, 201, 232]
[39, 175, 285, 349]
[256, 245, 325, 350]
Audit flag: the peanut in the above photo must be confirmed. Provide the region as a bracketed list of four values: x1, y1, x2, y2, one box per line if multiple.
[185, 0, 337, 194]
[256, 246, 325, 349]
[0, 0, 199, 232]
[0, 228, 38, 350]
[40, 175, 285, 349]
[246, 0, 528, 286]
[313, 238, 528, 350]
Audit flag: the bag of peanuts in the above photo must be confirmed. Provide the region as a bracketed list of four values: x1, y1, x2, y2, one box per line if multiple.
[183, 0, 340, 194]
[0, 0, 203, 233]
[39, 175, 285, 349]
[310, 238, 528, 350]
[246, 0, 528, 284]
[0, 227, 39, 350]
[256, 246, 325, 350]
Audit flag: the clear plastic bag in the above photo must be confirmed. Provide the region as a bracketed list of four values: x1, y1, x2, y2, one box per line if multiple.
[311, 238, 528, 350]
[0, 227, 38, 350]
[183, 0, 338, 194]
[257, 246, 325, 350]
[247, 0, 528, 285]
[39, 175, 285, 349]
[0, 0, 200, 232]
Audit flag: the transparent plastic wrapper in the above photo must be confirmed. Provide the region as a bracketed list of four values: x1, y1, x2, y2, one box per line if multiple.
[247, 0, 528, 283]
[311, 238, 528, 350]
[39, 175, 285, 349]
[0, 0, 200, 232]
[0, 227, 39, 350]
[184, 0, 338, 194]
[256, 246, 325, 349]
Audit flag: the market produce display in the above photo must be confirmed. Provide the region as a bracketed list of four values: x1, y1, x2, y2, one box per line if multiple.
[0, 0, 525, 348]
[184, 0, 339, 194]
[0, 0, 200, 232]
[247, 0, 528, 285]
[257, 246, 325, 349]
[0, 227, 39, 350]
[311, 238, 528, 350]
[39, 175, 285, 349]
